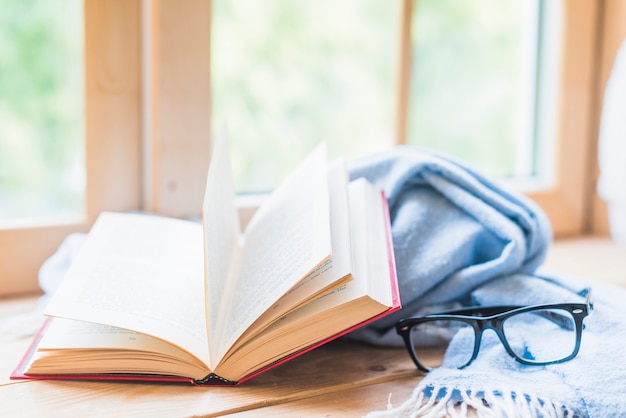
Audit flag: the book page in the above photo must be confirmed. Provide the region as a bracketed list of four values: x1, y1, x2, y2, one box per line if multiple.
[202, 136, 241, 367]
[233, 159, 353, 345]
[30, 318, 211, 379]
[215, 179, 397, 381]
[348, 179, 394, 305]
[44, 213, 210, 367]
[212, 143, 333, 362]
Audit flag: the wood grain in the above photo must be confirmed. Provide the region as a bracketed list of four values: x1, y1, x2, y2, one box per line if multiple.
[0, 296, 421, 417]
[3, 238, 624, 416]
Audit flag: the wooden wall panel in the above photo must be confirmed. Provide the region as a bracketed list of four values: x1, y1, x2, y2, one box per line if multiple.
[85, 0, 142, 217]
[146, 0, 212, 218]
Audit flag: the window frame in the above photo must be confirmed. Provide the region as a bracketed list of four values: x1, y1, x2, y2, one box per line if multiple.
[395, 0, 601, 237]
[0, 0, 621, 297]
[0, 0, 143, 296]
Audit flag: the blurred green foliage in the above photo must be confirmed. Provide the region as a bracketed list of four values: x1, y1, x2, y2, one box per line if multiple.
[2, 0, 537, 215]
[212, 0, 397, 192]
[0, 0, 83, 218]
[409, 0, 526, 178]
[213, 0, 533, 193]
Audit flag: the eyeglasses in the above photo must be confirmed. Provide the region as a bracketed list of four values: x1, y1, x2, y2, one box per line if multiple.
[396, 289, 593, 372]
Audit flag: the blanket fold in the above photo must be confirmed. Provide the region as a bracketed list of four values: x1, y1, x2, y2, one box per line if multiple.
[348, 146, 626, 417]
[348, 146, 552, 345]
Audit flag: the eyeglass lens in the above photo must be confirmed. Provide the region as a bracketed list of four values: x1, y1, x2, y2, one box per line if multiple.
[409, 308, 578, 369]
[410, 319, 475, 369]
[502, 308, 577, 363]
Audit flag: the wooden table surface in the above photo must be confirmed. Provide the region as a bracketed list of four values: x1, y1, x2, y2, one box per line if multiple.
[1, 237, 625, 417]
[0, 295, 424, 417]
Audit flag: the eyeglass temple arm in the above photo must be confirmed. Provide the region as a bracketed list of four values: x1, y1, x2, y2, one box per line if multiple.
[439, 287, 594, 317]
[433, 305, 524, 317]
[584, 287, 594, 312]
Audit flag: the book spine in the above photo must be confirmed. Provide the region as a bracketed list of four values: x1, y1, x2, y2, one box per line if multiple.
[193, 373, 237, 386]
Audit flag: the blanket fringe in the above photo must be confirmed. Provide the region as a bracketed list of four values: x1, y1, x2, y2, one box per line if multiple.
[366, 383, 574, 418]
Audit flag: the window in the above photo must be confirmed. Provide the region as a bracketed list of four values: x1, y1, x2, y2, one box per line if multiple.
[211, 0, 396, 192]
[0, 1, 616, 296]
[212, 0, 600, 237]
[0, 0, 84, 220]
[407, 0, 560, 181]
[0, 0, 142, 295]
[211, 0, 561, 190]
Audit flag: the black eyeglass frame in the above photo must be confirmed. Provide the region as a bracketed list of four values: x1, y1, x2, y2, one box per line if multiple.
[396, 289, 594, 372]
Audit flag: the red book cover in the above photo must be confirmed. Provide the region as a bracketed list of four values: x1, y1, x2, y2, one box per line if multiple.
[12, 191, 400, 386]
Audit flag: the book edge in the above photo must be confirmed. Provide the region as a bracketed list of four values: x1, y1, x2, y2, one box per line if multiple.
[236, 190, 401, 384]
[10, 191, 400, 387]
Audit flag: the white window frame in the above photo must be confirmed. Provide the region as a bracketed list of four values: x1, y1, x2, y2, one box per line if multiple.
[0, 0, 621, 296]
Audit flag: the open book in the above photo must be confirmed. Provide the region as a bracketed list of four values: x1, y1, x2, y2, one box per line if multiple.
[12, 139, 399, 385]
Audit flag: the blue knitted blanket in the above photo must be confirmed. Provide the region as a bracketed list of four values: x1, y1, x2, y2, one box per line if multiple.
[348, 147, 626, 417]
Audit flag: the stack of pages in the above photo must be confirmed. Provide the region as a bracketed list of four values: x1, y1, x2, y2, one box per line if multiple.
[12, 139, 400, 385]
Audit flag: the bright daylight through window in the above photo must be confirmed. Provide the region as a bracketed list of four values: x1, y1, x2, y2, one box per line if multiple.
[212, 0, 561, 193]
[0, 0, 560, 218]
[408, 0, 560, 181]
[211, 0, 397, 193]
[0, 0, 84, 221]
